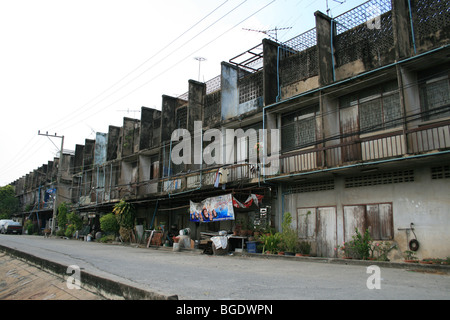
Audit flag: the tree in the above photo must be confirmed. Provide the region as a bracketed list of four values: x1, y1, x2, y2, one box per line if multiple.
[0, 185, 19, 219]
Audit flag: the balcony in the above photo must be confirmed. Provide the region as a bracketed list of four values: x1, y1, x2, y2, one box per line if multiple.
[275, 120, 450, 177]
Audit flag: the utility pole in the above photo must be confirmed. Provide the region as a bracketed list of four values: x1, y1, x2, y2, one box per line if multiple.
[38, 131, 64, 236]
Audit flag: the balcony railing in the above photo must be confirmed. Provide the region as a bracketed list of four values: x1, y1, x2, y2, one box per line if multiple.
[277, 120, 450, 177]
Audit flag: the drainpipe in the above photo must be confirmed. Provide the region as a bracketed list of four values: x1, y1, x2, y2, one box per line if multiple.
[331, 18, 336, 82]
[407, 0, 417, 55]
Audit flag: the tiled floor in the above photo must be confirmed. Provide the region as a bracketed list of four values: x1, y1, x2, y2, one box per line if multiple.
[0, 253, 103, 300]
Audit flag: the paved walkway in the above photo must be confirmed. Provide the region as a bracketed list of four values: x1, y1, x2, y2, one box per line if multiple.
[0, 252, 103, 300]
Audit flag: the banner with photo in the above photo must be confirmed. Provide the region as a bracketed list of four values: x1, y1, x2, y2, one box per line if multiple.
[190, 194, 235, 223]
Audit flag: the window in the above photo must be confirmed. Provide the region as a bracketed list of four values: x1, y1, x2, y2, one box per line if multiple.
[431, 165, 450, 180]
[344, 203, 393, 241]
[281, 104, 318, 152]
[419, 73, 450, 120]
[339, 81, 402, 133]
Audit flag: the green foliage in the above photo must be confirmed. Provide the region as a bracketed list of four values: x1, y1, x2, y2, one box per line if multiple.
[280, 212, 298, 253]
[351, 228, 372, 260]
[0, 185, 19, 219]
[100, 213, 120, 234]
[113, 200, 135, 229]
[67, 212, 82, 230]
[259, 232, 282, 254]
[298, 241, 311, 255]
[24, 220, 35, 235]
[57, 202, 69, 230]
[65, 224, 76, 238]
[336, 228, 373, 259]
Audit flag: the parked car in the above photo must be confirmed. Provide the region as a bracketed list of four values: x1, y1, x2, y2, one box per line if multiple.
[0, 219, 22, 234]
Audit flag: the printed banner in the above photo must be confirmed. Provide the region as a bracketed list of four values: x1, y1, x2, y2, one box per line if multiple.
[190, 194, 235, 223]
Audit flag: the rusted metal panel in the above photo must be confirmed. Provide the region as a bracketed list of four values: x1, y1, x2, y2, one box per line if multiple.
[378, 203, 394, 240]
[343, 205, 365, 242]
[366, 204, 380, 239]
[339, 105, 361, 162]
[316, 207, 337, 257]
[297, 208, 316, 240]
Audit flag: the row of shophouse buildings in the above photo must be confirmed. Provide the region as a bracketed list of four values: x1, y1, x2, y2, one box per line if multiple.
[10, 0, 450, 260]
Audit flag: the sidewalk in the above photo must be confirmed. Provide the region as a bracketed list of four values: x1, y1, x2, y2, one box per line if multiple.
[0, 252, 103, 300]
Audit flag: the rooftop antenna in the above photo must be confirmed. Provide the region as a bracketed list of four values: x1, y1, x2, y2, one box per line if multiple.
[326, 0, 346, 17]
[194, 57, 207, 82]
[116, 108, 141, 118]
[242, 26, 292, 42]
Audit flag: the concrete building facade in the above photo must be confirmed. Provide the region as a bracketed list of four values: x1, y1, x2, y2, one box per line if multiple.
[10, 0, 450, 261]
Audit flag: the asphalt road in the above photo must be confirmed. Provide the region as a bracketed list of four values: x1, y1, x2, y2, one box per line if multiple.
[0, 234, 449, 300]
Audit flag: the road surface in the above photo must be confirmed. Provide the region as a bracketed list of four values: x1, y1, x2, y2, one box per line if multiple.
[0, 234, 449, 300]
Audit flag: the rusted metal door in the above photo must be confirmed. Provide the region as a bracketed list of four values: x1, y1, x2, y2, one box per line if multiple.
[297, 208, 316, 240]
[343, 205, 366, 242]
[316, 207, 337, 257]
[340, 105, 361, 162]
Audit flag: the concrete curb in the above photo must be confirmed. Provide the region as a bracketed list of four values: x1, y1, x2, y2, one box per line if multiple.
[235, 251, 450, 273]
[0, 244, 178, 300]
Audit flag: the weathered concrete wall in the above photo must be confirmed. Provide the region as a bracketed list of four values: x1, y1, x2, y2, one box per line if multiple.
[121, 118, 140, 158]
[139, 107, 161, 151]
[94, 132, 108, 166]
[283, 165, 450, 260]
[221, 62, 239, 121]
[107, 126, 121, 162]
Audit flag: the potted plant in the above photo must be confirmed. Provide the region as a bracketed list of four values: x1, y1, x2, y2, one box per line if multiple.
[296, 241, 311, 256]
[259, 232, 282, 254]
[281, 212, 298, 256]
[404, 250, 419, 263]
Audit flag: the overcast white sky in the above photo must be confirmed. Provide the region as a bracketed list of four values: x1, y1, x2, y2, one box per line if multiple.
[0, 0, 367, 186]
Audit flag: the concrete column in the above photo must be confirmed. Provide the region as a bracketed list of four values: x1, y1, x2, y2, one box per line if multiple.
[161, 95, 179, 144]
[106, 126, 121, 161]
[220, 62, 239, 121]
[262, 38, 279, 106]
[315, 11, 334, 86]
[391, 0, 414, 59]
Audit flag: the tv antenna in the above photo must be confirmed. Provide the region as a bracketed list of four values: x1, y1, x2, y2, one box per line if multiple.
[194, 57, 207, 82]
[242, 26, 292, 42]
[116, 108, 141, 118]
[326, 0, 346, 16]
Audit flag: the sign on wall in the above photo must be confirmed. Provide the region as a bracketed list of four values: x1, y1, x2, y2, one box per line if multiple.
[190, 194, 235, 223]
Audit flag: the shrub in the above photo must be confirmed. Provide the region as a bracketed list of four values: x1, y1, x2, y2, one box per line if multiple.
[100, 213, 120, 235]
[281, 212, 298, 253]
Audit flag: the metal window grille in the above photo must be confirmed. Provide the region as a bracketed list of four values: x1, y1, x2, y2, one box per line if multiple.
[345, 170, 415, 188]
[279, 28, 318, 86]
[334, 0, 394, 67]
[412, 0, 450, 44]
[287, 179, 335, 194]
[238, 71, 263, 104]
[431, 166, 450, 180]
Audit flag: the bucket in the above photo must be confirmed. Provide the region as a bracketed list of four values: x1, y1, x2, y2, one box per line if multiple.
[173, 242, 180, 252]
[246, 241, 257, 253]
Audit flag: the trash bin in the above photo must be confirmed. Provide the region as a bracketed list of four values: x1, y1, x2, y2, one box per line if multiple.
[246, 241, 257, 253]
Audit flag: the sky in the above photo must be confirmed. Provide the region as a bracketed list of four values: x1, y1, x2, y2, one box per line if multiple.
[0, 0, 368, 186]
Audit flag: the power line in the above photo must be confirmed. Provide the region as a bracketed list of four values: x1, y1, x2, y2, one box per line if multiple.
[46, 0, 236, 133]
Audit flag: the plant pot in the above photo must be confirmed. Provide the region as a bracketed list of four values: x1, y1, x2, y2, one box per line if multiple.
[278, 252, 285, 256]
[284, 252, 295, 256]
[404, 260, 419, 263]
[420, 260, 433, 264]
